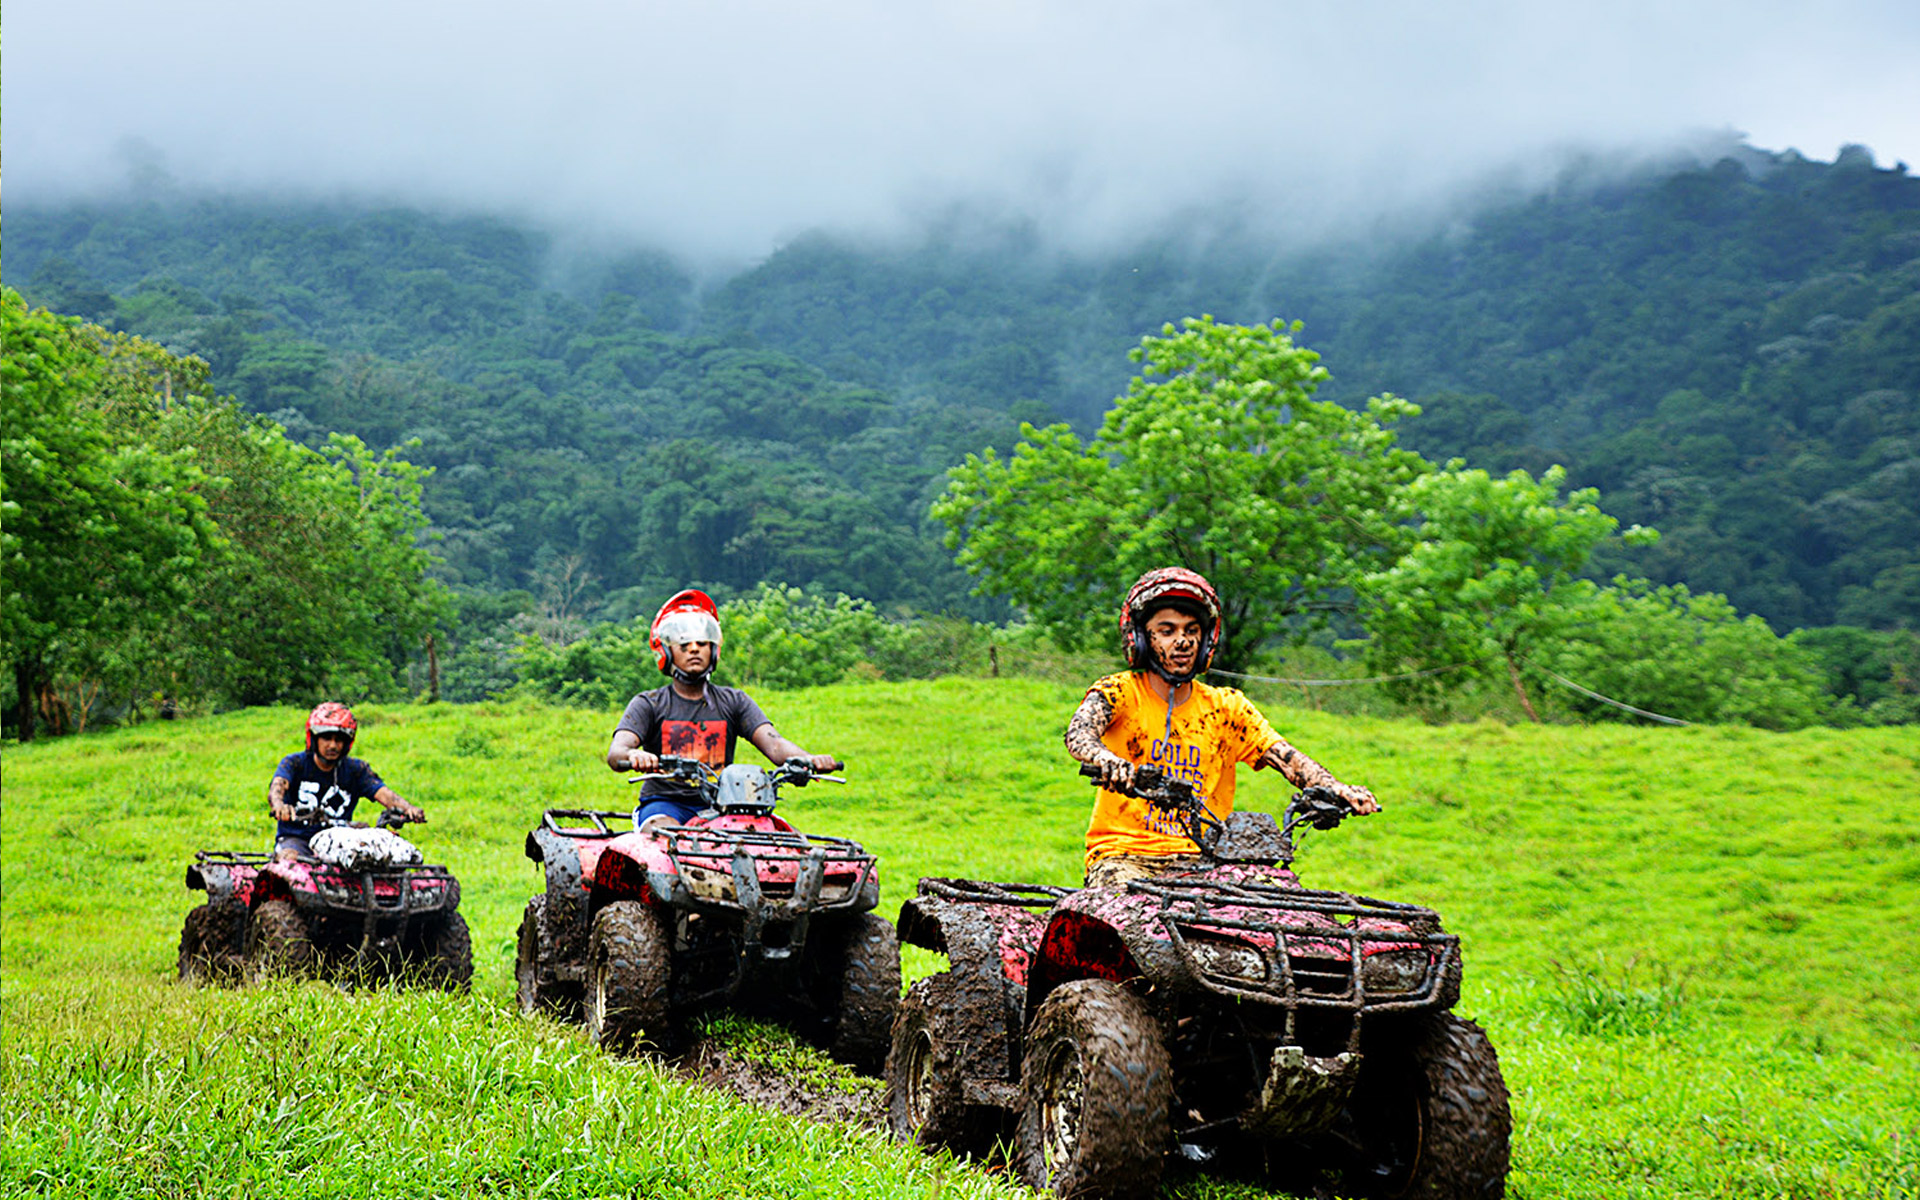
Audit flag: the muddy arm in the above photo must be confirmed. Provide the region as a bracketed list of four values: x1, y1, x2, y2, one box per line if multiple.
[1257, 739, 1379, 814]
[1064, 691, 1135, 790]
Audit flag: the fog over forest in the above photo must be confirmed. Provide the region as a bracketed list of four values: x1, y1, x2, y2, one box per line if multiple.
[9, 1, 1920, 265]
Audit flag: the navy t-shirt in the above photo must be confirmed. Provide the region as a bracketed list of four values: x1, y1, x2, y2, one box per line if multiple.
[615, 684, 770, 803]
[272, 751, 387, 839]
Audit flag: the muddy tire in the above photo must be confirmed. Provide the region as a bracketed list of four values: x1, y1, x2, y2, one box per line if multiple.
[245, 899, 314, 982]
[886, 972, 990, 1154]
[178, 901, 248, 986]
[1337, 1013, 1512, 1199]
[1016, 979, 1171, 1199]
[586, 900, 674, 1055]
[416, 910, 473, 992]
[819, 912, 901, 1074]
[516, 895, 581, 1020]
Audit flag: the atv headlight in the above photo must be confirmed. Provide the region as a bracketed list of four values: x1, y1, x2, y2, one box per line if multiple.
[1361, 949, 1428, 994]
[1188, 937, 1266, 983]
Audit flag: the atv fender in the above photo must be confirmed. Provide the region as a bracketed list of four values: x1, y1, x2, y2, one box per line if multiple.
[527, 825, 597, 983]
[186, 861, 248, 906]
[1026, 888, 1177, 1012]
[897, 889, 1049, 1095]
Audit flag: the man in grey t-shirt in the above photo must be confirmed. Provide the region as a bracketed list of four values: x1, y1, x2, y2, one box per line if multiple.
[607, 589, 839, 829]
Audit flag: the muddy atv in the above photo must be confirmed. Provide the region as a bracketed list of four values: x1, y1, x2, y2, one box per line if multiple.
[885, 769, 1510, 1199]
[178, 808, 471, 990]
[514, 755, 900, 1072]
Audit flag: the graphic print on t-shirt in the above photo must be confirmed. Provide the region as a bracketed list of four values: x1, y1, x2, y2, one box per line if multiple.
[297, 778, 353, 822]
[662, 719, 728, 765]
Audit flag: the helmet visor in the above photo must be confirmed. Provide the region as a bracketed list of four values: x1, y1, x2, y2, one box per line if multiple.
[655, 610, 722, 647]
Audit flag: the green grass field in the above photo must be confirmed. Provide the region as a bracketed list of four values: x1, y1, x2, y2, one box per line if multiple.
[6, 677, 1919, 1197]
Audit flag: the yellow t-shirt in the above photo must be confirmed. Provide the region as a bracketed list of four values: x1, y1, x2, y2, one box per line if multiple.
[1083, 672, 1283, 867]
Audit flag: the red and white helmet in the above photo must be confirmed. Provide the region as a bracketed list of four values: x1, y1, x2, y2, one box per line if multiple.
[649, 589, 723, 676]
[1121, 567, 1223, 677]
[305, 701, 358, 754]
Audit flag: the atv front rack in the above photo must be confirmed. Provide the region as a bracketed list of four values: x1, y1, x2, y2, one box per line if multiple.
[657, 824, 878, 916]
[1130, 875, 1459, 1037]
[308, 862, 461, 916]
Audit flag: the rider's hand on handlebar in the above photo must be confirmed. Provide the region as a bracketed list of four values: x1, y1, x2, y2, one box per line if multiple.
[808, 754, 843, 774]
[270, 799, 296, 822]
[1335, 783, 1381, 815]
[1092, 755, 1138, 794]
[627, 749, 661, 774]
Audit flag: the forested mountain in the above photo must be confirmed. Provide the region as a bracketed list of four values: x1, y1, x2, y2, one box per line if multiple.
[8, 141, 1918, 633]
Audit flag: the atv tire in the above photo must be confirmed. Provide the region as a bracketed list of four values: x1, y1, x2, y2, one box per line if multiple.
[886, 972, 991, 1155]
[417, 910, 473, 992]
[819, 911, 901, 1074]
[1337, 1012, 1512, 1199]
[1016, 978, 1171, 1199]
[586, 900, 674, 1055]
[178, 900, 248, 986]
[245, 899, 315, 982]
[516, 895, 581, 1020]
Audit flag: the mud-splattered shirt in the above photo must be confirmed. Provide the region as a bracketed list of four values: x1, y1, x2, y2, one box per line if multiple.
[1081, 672, 1282, 867]
[616, 685, 770, 803]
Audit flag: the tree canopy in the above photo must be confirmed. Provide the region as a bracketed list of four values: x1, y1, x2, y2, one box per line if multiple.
[934, 316, 1426, 670]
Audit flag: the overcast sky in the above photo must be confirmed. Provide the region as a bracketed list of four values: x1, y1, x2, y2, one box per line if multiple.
[8, 0, 1919, 264]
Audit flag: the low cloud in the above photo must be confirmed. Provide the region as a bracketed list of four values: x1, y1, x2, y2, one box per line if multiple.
[8, 0, 1917, 264]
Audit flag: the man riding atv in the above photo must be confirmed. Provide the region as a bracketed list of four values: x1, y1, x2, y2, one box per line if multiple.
[269, 702, 425, 859]
[1065, 567, 1379, 887]
[606, 589, 840, 831]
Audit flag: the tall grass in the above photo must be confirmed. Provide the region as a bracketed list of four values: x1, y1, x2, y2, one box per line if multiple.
[6, 678, 1919, 1197]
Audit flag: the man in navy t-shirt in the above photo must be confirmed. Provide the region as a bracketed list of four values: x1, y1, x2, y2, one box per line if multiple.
[607, 590, 840, 830]
[269, 702, 425, 859]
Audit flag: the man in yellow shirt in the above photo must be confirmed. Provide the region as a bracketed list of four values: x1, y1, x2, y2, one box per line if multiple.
[1064, 566, 1380, 887]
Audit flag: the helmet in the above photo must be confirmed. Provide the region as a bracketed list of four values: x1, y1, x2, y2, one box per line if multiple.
[305, 701, 358, 754]
[649, 588, 723, 679]
[1121, 567, 1223, 680]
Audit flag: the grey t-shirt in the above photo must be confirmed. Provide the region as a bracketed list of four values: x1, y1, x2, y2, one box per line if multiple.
[616, 684, 770, 802]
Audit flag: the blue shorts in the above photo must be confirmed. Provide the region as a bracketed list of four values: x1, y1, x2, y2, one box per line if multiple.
[634, 797, 704, 828]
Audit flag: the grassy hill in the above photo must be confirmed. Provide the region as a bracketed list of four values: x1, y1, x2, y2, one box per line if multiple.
[5, 679, 1918, 1196]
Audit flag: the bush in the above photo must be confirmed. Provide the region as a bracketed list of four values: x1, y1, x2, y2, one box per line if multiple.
[1544, 579, 1831, 729]
[709, 585, 909, 690]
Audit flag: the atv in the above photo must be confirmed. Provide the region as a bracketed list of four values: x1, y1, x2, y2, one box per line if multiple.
[177, 807, 471, 991]
[514, 755, 900, 1072]
[885, 767, 1511, 1199]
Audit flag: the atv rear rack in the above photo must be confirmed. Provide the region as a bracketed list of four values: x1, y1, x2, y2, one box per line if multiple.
[915, 877, 1078, 909]
[541, 808, 634, 838]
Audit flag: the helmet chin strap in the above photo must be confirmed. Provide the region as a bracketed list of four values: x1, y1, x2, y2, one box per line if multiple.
[669, 661, 714, 686]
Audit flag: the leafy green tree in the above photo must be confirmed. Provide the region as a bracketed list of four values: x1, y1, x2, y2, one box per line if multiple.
[1, 291, 216, 738]
[934, 316, 1426, 669]
[1357, 464, 1651, 720]
[1548, 580, 1830, 729]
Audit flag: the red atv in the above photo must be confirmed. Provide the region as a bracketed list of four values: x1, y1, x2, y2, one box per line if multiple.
[177, 808, 471, 990]
[885, 769, 1510, 1199]
[514, 756, 899, 1071]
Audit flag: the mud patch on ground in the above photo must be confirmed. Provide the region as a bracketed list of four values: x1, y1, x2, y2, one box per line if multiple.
[680, 1034, 885, 1129]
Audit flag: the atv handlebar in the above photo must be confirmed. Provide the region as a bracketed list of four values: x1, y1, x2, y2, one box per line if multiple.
[1079, 764, 1355, 861]
[1079, 762, 1225, 850]
[626, 754, 847, 791]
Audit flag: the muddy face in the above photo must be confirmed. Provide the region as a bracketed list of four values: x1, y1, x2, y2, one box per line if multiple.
[1144, 608, 1202, 677]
